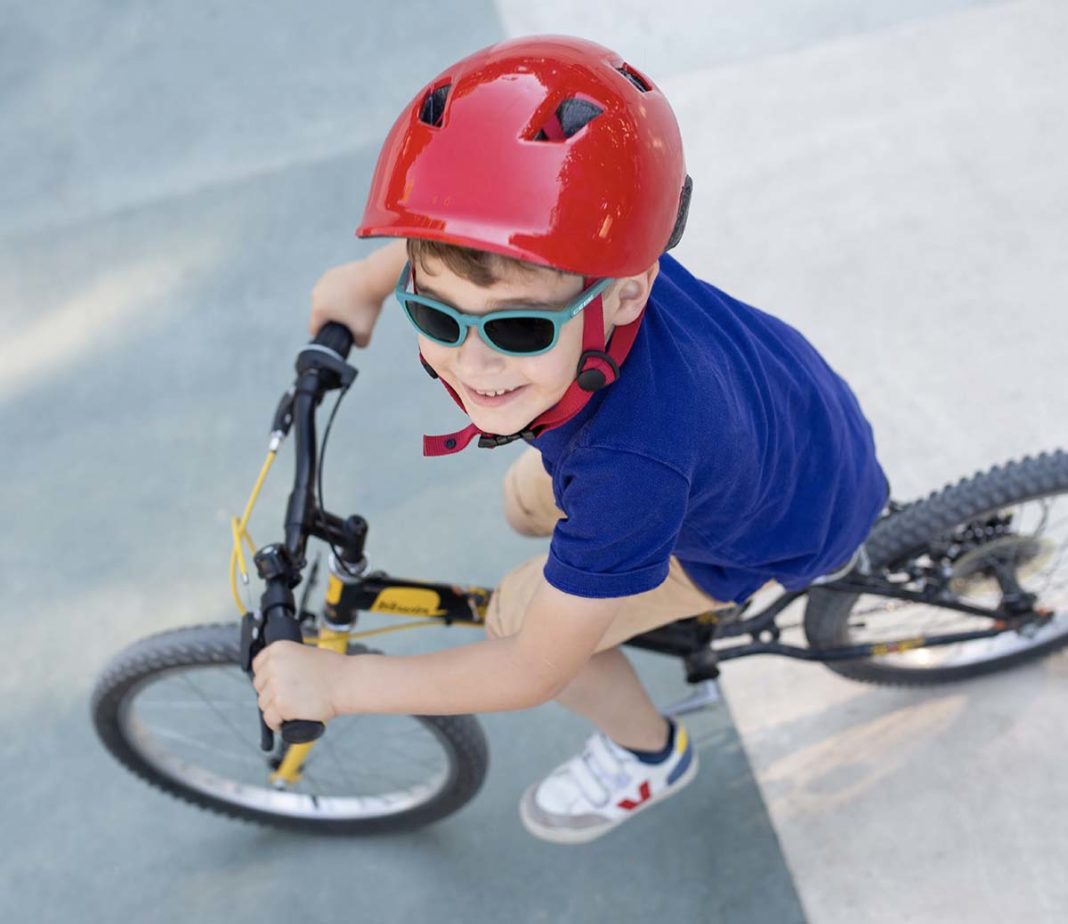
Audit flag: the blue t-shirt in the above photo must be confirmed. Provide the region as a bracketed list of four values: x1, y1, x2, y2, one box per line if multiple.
[531, 254, 888, 603]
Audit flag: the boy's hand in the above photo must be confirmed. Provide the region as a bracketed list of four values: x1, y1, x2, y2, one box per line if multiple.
[309, 261, 384, 348]
[251, 641, 349, 731]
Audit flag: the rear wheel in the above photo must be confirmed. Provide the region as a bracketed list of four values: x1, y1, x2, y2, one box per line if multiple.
[804, 450, 1068, 685]
[91, 623, 489, 834]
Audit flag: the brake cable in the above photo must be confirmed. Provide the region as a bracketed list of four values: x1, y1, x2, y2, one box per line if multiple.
[229, 388, 295, 615]
[229, 449, 277, 615]
[227, 362, 482, 635]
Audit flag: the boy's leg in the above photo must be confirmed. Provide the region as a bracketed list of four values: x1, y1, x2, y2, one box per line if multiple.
[488, 556, 722, 843]
[502, 445, 562, 538]
[552, 646, 670, 752]
[496, 444, 737, 750]
[487, 553, 732, 746]
[496, 446, 745, 841]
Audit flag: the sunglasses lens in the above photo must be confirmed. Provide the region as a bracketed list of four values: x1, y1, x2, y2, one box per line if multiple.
[484, 316, 555, 354]
[405, 300, 461, 345]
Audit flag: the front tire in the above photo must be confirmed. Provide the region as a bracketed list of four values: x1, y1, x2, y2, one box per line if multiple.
[804, 450, 1068, 686]
[91, 623, 489, 834]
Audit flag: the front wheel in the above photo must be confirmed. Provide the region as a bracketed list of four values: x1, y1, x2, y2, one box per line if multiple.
[804, 450, 1068, 686]
[91, 624, 489, 834]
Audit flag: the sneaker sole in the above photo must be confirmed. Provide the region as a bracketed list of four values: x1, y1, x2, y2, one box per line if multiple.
[518, 748, 700, 845]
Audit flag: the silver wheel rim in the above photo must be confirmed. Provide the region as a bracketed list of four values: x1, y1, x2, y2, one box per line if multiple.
[849, 493, 1068, 669]
[118, 664, 454, 820]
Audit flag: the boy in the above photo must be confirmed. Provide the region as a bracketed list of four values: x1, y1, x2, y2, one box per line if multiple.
[252, 36, 888, 844]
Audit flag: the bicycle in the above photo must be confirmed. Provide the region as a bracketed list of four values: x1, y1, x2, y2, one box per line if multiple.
[91, 324, 1068, 835]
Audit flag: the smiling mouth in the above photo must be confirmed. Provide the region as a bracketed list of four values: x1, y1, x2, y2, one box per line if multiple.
[472, 386, 521, 397]
[463, 383, 528, 407]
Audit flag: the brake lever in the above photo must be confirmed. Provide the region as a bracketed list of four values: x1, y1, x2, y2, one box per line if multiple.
[239, 610, 277, 750]
[270, 388, 295, 448]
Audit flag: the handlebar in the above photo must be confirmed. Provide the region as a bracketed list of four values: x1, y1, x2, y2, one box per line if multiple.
[313, 321, 354, 358]
[285, 323, 356, 557]
[249, 322, 359, 750]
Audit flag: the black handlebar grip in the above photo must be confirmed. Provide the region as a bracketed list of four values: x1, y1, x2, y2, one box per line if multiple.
[313, 321, 354, 360]
[257, 709, 323, 748]
[281, 718, 325, 744]
[263, 608, 327, 746]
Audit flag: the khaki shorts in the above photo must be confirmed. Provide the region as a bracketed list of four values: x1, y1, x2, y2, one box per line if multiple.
[486, 446, 738, 652]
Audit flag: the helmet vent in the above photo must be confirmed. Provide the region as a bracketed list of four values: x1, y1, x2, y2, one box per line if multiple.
[419, 84, 451, 127]
[616, 65, 650, 92]
[533, 98, 603, 141]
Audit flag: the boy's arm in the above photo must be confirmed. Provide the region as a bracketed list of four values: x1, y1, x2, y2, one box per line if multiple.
[308, 239, 407, 346]
[333, 578, 621, 715]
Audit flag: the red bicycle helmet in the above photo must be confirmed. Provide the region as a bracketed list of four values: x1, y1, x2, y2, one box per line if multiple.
[357, 35, 690, 277]
[356, 36, 692, 455]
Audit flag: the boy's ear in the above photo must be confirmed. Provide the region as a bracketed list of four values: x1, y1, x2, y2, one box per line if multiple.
[606, 261, 660, 326]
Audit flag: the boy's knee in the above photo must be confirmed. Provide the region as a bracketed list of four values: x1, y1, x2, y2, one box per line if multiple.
[485, 553, 547, 640]
[503, 492, 546, 538]
[502, 448, 561, 538]
[483, 611, 504, 641]
[484, 585, 519, 640]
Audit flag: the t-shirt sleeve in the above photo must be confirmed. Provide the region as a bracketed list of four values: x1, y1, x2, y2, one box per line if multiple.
[543, 446, 691, 599]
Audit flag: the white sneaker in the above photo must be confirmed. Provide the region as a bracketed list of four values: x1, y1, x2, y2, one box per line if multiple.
[518, 719, 698, 844]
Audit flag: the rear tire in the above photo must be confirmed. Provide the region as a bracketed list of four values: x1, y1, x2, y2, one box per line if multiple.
[804, 450, 1068, 686]
[91, 623, 489, 834]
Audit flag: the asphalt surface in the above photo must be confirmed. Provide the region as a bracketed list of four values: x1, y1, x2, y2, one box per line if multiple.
[3, 1, 1064, 922]
[1, 3, 795, 922]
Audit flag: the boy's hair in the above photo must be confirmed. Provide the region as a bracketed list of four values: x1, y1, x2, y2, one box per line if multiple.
[406, 238, 571, 287]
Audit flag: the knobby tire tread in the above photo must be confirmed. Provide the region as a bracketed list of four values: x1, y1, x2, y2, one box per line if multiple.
[803, 449, 1068, 686]
[91, 623, 489, 834]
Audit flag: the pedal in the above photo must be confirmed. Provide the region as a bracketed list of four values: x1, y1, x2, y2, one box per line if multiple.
[683, 645, 721, 684]
[661, 679, 722, 717]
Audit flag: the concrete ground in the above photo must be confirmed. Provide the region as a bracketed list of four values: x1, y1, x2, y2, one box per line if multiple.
[2, 1, 1066, 922]
[654, 3, 1068, 921]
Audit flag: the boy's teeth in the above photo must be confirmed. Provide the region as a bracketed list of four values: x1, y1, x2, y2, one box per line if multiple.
[475, 386, 517, 396]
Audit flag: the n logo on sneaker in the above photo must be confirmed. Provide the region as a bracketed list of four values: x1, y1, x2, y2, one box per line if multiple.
[617, 780, 652, 811]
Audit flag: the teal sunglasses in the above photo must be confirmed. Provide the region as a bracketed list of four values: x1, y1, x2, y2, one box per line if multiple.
[394, 262, 614, 357]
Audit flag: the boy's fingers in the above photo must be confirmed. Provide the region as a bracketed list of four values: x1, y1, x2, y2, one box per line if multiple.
[258, 696, 274, 727]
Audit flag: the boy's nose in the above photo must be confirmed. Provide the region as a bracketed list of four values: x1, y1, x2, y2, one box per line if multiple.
[456, 328, 505, 372]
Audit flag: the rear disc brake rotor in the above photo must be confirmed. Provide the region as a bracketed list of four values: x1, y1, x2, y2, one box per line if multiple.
[948, 535, 1055, 597]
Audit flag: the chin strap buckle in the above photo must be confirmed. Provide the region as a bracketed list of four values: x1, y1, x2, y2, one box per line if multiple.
[477, 429, 539, 449]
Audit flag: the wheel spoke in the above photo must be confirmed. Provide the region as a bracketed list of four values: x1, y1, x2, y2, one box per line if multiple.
[176, 673, 263, 756]
[112, 651, 467, 823]
[148, 727, 270, 768]
[826, 488, 1068, 670]
[139, 698, 251, 712]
